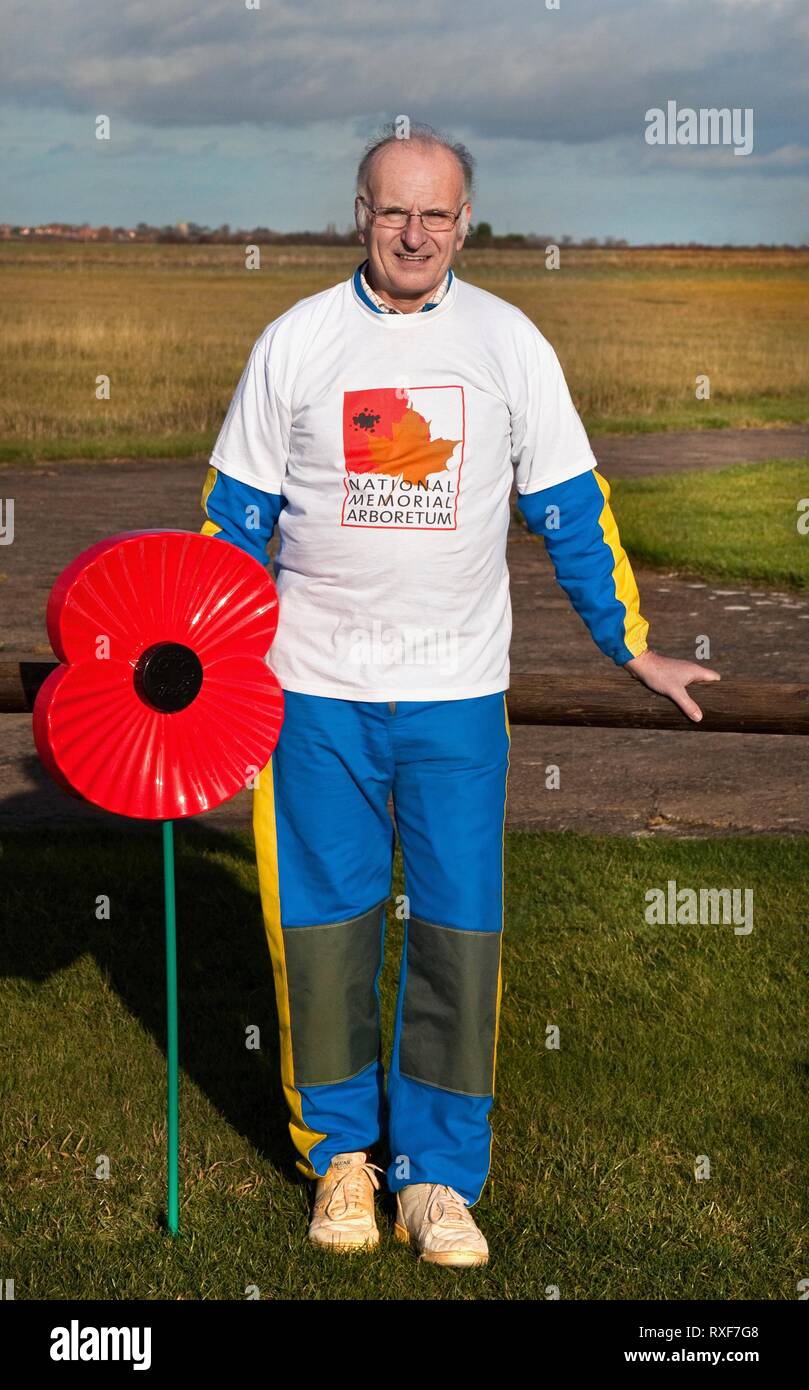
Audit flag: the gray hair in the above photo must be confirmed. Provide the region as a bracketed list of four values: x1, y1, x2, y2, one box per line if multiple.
[355, 120, 476, 236]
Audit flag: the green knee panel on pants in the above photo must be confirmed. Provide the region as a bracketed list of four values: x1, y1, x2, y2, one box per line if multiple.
[282, 902, 385, 1086]
[399, 915, 502, 1096]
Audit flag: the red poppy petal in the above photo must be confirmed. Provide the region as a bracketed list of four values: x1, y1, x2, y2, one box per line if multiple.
[45, 536, 136, 663]
[48, 531, 278, 666]
[129, 657, 283, 819]
[34, 659, 151, 815]
[186, 655, 285, 785]
[181, 540, 279, 666]
[32, 665, 85, 800]
[33, 653, 283, 820]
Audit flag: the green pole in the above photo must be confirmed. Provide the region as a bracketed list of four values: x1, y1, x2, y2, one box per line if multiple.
[163, 818, 179, 1236]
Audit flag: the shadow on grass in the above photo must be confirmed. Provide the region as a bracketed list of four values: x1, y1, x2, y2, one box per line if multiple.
[0, 758, 302, 1190]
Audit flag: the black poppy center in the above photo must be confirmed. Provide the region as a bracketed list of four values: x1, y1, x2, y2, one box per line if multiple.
[134, 642, 203, 712]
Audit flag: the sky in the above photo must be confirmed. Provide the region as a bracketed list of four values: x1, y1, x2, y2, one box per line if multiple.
[2, 0, 807, 244]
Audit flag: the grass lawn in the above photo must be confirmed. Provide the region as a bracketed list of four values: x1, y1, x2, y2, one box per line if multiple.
[1, 244, 808, 462]
[1, 824, 805, 1301]
[600, 459, 809, 590]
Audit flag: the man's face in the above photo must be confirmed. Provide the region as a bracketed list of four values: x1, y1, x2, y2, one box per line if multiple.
[357, 142, 470, 306]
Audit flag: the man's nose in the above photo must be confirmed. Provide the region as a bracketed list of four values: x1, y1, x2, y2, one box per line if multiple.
[400, 214, 428, 248]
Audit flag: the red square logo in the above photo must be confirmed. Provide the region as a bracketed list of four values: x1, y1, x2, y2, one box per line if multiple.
[341, 385, 465, 530]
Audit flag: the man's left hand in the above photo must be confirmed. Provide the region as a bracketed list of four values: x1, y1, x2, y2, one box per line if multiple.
[624, 648, 721, 723]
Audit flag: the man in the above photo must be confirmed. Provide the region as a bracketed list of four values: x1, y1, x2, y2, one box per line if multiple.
[199, 122, 719, 1268]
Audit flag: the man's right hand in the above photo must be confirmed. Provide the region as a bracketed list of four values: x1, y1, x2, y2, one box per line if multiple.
[624, 647, 721, 723]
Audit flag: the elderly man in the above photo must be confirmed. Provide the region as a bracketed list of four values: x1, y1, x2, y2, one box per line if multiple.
[199, 121, 719, 1268]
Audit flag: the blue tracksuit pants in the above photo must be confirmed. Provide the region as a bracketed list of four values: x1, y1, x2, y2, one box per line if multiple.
[252, 689, 511, 1207]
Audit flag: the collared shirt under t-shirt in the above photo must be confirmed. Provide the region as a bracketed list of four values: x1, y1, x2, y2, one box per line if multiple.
[357, 259, 451, 314]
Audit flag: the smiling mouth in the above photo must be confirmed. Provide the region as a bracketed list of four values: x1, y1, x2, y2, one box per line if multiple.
[395, 252, 431, 263]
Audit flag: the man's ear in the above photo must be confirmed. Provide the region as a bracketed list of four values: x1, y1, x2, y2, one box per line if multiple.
[354, 196, 366, 244]
[456, 203, 472, 250]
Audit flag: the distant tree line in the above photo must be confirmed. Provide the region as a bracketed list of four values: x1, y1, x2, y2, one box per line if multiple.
[2, 220, 805, 251]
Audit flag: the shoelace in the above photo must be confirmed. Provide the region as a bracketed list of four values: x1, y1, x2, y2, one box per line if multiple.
[426, 1184, 472, 1228]
[326, 1160, 384, 1216]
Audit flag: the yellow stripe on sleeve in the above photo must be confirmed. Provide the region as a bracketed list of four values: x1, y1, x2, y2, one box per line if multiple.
[593, 470, 650, 658]
[199, 465, 223, 538]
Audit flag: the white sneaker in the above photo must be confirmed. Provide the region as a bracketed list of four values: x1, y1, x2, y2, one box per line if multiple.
[394, 1183, 489, 1267]
[308, 1151, 384, 1252]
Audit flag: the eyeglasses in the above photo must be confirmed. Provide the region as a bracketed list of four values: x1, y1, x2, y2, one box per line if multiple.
[356, 196, 464, 232]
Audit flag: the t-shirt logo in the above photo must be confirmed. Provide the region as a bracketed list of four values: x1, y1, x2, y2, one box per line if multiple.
[341, 386, 465, 530]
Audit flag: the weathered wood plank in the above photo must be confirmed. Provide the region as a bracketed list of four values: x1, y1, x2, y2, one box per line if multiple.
[2, 660, 808, 735]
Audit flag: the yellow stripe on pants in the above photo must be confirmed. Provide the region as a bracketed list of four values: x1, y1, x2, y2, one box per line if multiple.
[252, 754, 327, 1179]
[491, 692, 511, 1096]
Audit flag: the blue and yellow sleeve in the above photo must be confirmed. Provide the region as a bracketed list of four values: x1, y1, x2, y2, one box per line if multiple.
[517, 467, 649, 665]
[199, 465, 286, 565]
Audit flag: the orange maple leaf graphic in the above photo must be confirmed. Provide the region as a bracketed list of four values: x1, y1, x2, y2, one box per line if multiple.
[366, 406, 459, 488]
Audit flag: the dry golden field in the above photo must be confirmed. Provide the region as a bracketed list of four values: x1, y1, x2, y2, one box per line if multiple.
[1, 243, 808, 461]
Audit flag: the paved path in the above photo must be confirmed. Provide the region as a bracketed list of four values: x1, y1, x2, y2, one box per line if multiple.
[1, 428, 807, 836]
[591, 424, 809, 478]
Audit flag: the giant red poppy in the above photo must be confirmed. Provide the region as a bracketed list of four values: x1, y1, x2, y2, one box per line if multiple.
[33, 529, 284, 819]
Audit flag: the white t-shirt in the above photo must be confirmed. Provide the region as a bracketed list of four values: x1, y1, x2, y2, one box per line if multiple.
[209, 268, 598, 700]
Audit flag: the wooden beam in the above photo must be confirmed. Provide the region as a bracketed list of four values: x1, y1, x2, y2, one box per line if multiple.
[1, 659, 59, 713]
[506, 672, 809, 735]
[2, 660, 808, 735]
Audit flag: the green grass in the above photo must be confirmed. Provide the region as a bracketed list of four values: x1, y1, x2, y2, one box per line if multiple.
[1, 244, 808, 462]
[589, 401, 809, 434]
[607, 459, 809, 589]
[1, 825, 806, 1300]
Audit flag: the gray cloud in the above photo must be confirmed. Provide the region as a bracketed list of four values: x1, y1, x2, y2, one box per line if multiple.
[2, 0, 806, 158]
